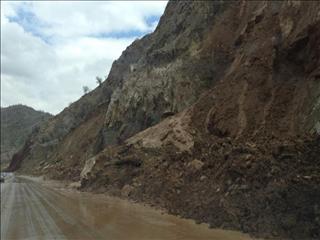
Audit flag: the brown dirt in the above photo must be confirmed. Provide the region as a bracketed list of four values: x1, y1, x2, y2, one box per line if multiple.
[9, 1, 320, 239]
[81, 135, 320, 239]
[43, 103, 108, 181]
[79, 2, 320, 239]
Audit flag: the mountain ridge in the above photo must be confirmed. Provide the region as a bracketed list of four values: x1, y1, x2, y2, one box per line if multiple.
[1, 104, 52, 168]
[7, 1, 320, 239]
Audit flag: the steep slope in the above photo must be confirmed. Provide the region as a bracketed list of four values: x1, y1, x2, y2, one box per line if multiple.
[9, 1, 320, 239]
[1, 105, 51, 167]
[78, 1, 320, 239]
[9, 1, 235, 175]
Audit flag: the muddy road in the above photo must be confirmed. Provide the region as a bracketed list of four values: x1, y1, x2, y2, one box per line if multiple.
[1, 176, 253, 240]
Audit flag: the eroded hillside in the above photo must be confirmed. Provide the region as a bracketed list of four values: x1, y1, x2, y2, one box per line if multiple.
[8, 1, 236, 175]
[8, 1, 320, 239]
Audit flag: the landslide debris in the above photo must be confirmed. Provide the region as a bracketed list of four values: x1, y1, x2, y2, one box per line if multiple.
[79, 1, 320, 239]
[82, 134, 320, 239]
[9, 1, 320, 239]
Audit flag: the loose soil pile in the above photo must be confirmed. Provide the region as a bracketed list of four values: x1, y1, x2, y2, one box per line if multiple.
[81, 133, 320, 239]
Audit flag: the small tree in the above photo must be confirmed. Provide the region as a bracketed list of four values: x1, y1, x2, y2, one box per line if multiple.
[83, 86, 90, 94]
[96, 76, 103, 86]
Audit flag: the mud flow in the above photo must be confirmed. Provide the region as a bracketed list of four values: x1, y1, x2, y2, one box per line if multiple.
[1, 176, 253, 240]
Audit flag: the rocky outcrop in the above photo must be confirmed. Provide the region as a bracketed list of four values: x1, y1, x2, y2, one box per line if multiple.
[12, 1, 235, 174]
[10, 1, 320, 239]
[102, 1, 234, 144]
[79, 1, 320, 239]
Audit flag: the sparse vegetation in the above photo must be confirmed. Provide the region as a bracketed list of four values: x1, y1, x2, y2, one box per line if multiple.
[96, 76, 102, 86]
[82, 86, 90, 94]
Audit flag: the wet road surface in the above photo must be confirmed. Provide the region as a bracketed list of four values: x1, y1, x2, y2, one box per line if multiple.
[1, 176, 253, 240]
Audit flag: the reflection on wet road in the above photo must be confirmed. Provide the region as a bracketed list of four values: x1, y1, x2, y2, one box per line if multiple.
[1, 176, 253, 240]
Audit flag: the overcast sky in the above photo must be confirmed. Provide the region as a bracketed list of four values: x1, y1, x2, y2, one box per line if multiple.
[1, 1, 167, 114]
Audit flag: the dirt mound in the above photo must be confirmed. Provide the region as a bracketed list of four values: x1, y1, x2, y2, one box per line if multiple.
[81, 134, 320, 239]
[126, 108, 195, 152]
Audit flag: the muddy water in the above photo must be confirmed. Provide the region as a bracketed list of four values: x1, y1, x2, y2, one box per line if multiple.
[1, 176, 254, 240]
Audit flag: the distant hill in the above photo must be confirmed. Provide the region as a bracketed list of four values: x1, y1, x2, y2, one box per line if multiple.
[1, 105, 52, 166]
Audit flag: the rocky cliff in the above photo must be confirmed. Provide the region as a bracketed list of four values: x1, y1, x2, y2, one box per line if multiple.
[9, 1, 235, 175]
[1, 105, 51, 167]
[9, 1, 320, 239]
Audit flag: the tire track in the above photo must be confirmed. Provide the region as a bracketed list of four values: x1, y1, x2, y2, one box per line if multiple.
[22, 181, 66, 239]
[1, 179, 17, 239]
[27, 181, 103, 239]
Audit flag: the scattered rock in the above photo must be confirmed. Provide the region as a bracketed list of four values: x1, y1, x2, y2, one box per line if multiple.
[121, 184, 134, 197]
[69, 181, 81, 189]
[200, 175, 207, 181]
[80, 157, 97, 180]
[188, 159, 204, 171]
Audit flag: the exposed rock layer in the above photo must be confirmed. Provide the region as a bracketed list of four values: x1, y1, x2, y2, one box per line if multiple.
[9, 1, 320, 239]
[10, 1, 236, 174]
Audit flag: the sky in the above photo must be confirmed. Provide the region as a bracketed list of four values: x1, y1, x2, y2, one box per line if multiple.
[1, 1, 167, 114]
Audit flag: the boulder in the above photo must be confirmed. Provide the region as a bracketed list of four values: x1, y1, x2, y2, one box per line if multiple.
[80, 156, 97, 180]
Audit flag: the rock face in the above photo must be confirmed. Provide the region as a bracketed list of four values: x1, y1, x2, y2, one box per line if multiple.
[9, 1, 320, 239]
[102, 1, 234, 144]
[1, 105, 51, 167]
[79, 1, 320, 239]
[10, 1, 235, 175]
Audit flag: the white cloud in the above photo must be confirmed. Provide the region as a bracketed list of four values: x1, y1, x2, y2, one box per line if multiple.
[29, 1, 167, 38]
[1, 1, 167, 114]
